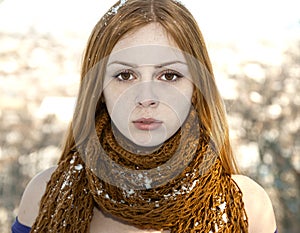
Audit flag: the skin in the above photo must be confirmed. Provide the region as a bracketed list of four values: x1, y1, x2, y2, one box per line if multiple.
[16, 24, 277, 232]
[103, 23, 193, 147]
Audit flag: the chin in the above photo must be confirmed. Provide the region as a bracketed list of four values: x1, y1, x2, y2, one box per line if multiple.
[130, 128, 170, 147]
[131, 136, 165, 148]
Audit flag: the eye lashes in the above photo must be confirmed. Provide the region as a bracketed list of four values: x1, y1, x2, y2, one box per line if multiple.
[113, 70, 136, 81]
[112, 69, 184, 82]
[159, 69, 184, 81]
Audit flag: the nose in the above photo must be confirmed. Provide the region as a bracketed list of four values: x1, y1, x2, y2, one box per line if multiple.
[138, 99, 159, 108]
[135, 81, 159, 108]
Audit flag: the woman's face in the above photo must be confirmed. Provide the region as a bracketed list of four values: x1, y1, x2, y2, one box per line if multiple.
[103, 23, 193, 147]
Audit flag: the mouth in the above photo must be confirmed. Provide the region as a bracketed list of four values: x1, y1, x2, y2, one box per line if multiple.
[132, 118, 163, 131]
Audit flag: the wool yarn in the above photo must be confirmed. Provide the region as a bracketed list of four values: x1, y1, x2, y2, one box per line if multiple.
[31, 106, 248, 232]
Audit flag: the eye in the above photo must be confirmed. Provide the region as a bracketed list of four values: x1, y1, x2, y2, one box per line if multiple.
[159, 70, 183, 82]
[114, 70, 136, 81]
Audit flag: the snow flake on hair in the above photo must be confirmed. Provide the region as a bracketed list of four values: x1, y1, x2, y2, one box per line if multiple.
[172, 0, 184, 6]
[107, 0, 127, 16]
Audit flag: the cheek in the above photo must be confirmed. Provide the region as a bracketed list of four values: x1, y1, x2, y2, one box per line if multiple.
[169, 97, 191, 121]
[103, 85, 136, 122]
[103, 88, 116, 116]
[181, 81, 194, 102]
[160, 83, 193, 113]
[171, 86, 193, 125]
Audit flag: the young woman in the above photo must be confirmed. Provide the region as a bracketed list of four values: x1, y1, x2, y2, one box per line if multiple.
[12, 0, 277, 232]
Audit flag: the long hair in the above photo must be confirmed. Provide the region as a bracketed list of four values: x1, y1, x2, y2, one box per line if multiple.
[61, 0, 238, 174]
[32, 2, 250, 232]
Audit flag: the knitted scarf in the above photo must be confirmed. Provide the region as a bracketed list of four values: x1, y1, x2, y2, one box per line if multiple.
[31, 106, 248, 232]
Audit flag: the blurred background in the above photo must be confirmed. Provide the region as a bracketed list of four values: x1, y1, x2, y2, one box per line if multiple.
[0, 0, 299, 232]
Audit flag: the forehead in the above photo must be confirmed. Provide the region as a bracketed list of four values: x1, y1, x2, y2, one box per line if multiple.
[108, 23, 186, 65]
[112, 23, 177, 51]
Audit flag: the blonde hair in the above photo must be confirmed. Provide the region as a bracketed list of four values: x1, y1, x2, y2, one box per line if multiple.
[32, 2, 249, 232]
[61, 0, 238, 173]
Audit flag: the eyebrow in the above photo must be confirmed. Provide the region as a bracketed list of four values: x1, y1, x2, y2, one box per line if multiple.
[107, 61, 187, 68]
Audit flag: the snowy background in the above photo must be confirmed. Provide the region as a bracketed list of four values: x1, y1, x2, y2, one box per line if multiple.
[0, 0, 299, 232]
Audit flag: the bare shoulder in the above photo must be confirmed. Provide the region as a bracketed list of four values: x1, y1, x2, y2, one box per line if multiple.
[17, 166, 57, 227]
[232, 175, 277, 233]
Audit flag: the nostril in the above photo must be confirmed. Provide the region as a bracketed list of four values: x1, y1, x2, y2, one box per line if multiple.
[150, 101, 158, 107]
[138, 99, 159, 107]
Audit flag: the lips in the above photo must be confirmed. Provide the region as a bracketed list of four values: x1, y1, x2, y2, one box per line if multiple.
[132, 118, 163, 130]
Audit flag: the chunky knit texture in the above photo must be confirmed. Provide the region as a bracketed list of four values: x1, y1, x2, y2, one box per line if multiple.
[31, 106, 248, 232]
